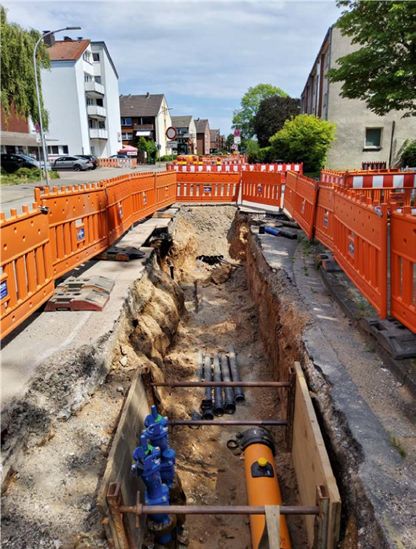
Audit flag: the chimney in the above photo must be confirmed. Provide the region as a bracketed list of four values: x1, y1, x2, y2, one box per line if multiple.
[63, 36, 73, 41]
[146, 92, 150, 98]
[43, 31, 55, 47]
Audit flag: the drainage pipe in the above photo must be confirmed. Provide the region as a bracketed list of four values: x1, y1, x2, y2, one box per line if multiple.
[241, 427, 292, 549]
[220, 354, 236, 414]
[228, 347, 245, 402]
[200, 355, 214, 420]
[213, 354, 224, 416]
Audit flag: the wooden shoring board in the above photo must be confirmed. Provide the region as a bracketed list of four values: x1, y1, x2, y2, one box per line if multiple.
[292, 362, 341, 548]
[97, 372, 149, 548]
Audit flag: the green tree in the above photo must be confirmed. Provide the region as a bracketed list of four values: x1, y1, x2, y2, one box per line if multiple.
[225, 133, 234, 152]
[253, 96, 301, 147]
[398, 139, 416, 168]
[328, 0, 416, 117]
[0, 6, 50, 126]
[270, 115, 336, 172]
[232, 84, 288, 139]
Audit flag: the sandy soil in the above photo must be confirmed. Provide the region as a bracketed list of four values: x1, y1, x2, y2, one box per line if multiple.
[159, 206, 307, 548]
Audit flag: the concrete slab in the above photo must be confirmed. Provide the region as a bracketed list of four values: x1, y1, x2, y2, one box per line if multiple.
[1, 214, 172, 411]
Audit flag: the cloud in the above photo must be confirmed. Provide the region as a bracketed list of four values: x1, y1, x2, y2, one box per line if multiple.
[3, 0, 341, 132]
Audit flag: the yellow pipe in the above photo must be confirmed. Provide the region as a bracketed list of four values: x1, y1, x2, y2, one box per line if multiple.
[242, 433, 292, 549]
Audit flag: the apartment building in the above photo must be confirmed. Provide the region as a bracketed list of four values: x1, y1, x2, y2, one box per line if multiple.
[171, 115, 197, 154]
[41, 37, 121, 158]
[119, 94, 172, 156]
[301, 26, 416, 169]
[194, 119, 210, 155]
[209, 129, 224, 153]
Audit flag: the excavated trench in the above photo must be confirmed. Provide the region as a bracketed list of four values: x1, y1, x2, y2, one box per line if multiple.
[3, 205, 349, 548]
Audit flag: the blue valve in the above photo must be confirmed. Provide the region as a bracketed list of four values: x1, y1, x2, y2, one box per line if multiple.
[144, 405, 176, 488]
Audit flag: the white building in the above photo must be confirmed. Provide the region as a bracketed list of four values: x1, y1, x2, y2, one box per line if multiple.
[41, 37, 121, 158]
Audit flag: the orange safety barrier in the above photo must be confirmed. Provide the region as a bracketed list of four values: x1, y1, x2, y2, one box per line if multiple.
[0, 206, 54, 339]
[241, 171, 283, 207]
[332, 188, 388, 318]
[154, 172, 177, 211]
[284, 172, 319, 240]
[321, 168, 416, 189]
[315, 182, 335, 251]
[390, 208, 416, 333]
[35, 184, 109, 279]
[176, 172, 240, 202]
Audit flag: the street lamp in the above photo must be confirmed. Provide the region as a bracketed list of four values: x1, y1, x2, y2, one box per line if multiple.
[33, 26, 81, 186]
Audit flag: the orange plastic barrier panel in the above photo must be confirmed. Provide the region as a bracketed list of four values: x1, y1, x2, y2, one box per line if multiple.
[390, 208, 416, 333]
[241, 171, 283, 207]
[315, 183, 335, 250]
[176, 172, 240, 202]
[284, 172, 319, 240]
[36, 184, 109, 279]
[1, 206, 55, 338]
[155, 172, 177, 210]
[333, 188, 388, 318]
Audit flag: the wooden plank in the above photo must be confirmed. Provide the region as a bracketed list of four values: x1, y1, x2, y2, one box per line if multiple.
[97, 372, 149, 548]
[292, 362, 341, 548]
[265, 505, 281, 549]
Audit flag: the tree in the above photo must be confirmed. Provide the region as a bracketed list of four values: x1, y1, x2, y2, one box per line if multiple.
[328, 0, 416, 117]
[232, 84, 288, 139]
[225, 133, 234, 152]
[253, 96, 301, 147]
[398, 139, 416, 168]
[270, 115, 336, 173]
[0, 6, 50, 126]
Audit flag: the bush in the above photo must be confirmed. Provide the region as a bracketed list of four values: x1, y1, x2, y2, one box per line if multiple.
[270, 114, 336, 172]
[15, 167, 42, 178]
[399, 139, 416, 167]
[159, 154, 177, 162]
[0, 166, 59, 185]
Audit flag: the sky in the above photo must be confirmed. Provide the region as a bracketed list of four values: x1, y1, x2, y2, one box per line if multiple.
[3, 0, 342, 134]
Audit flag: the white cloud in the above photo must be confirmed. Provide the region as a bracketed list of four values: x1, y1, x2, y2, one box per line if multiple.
[2, 0, 341, 132]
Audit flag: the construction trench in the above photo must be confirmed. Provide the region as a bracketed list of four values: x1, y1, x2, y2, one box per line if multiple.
[1, 205, 415, 549]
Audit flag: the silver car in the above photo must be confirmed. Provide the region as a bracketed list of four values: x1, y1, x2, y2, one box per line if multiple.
[52, 155, 93, 171]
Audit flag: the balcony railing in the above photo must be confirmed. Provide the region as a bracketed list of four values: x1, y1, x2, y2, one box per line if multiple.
[87, 105, 107, 118]
[85, 81, 105, 95]
[133, 124, 154, 131]
[89, 128, 108, 139]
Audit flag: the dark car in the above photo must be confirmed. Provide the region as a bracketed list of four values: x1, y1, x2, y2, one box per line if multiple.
[1, 153, 39, 173]
[110, 153, 129, 159]
[77, 154, 97, 169]
[52, 156, 93, 171]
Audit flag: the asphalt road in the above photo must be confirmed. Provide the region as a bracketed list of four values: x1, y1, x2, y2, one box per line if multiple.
[0, 163, 168, 216]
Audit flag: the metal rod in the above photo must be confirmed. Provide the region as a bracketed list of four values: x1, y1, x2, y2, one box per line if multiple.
[119, 504, 320, 516]
[152, 381, 290, 388]
[169, 419, 287, 426]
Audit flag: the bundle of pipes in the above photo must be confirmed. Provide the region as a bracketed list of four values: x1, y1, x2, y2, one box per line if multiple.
[198, 348, 245, 418]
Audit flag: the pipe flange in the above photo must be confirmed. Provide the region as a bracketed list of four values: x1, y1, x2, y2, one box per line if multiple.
[147, 514, 177, 535]
[239, 427, 276, 455]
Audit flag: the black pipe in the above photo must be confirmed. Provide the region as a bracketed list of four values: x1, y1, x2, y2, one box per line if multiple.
[220, 354, 236, 414]
[200, 355, 214, 420]
[228, 347, 245, 402]
[213, 355, 224, 416]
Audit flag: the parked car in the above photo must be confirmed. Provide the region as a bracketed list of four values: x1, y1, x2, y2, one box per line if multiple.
[76, 154, 97, 169]
[109, 153, 129, 159]
[1, 152, 39, 173]
[52, 156, 93, 171]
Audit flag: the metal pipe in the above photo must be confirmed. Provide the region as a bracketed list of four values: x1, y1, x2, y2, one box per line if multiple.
[213, 355, 224, 416]
[169, 419, 287, 426]
[119, 504, 320, 516]
[200, 355, 214, 420]
[220, 354, 235, 414]
[228, 347, 245, 402]
[152, 381, 290, 388]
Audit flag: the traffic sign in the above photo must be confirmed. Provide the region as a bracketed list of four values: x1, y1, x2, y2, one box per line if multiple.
[166, 127, 177, 140]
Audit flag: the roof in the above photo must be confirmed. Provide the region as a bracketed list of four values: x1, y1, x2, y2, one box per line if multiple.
[194, 118, 209, 132]
[91, 41, 119, 79]
[171, 115, 193, 128]
[47, 39, 90, 61]
[119, 94, 164, 117]
[0, 131, 38, 147]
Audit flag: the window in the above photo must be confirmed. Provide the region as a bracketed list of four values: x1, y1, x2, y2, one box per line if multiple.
[86, 98, 94, 105]
[365, 128, 382, 149]
[92, 53, 100, 62]
[62, 145, 69, 154]
[83, 51, 92, 63]
[95, 76, 102, 84]
[122, 133, 133, 140]
[96, 98, 103, 107]
[121, 117, 132, 126]
[47, 145, 59, 154]
[84, 74, 92, 82]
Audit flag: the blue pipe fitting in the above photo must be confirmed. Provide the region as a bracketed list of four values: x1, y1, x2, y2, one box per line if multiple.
[132, 434, 173, 545]
[144, 405, 176, 487]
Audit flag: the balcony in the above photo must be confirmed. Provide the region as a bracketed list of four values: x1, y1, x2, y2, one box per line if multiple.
[89, 128, 108, 139]
[85, 80, 105, 96]
[133, 124, 154, 131]
[87, 105, 107, 118]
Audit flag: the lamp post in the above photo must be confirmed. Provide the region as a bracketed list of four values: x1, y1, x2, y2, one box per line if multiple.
[33, 26, 81, 186]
